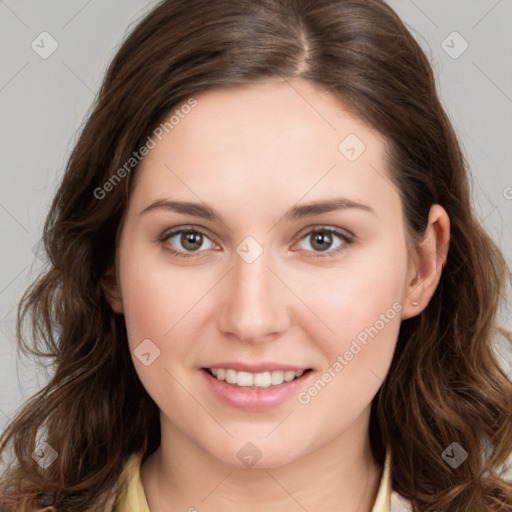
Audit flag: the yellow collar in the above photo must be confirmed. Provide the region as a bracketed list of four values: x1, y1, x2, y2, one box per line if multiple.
[116, 449, 393, 511]
[372, 449, 392, 512]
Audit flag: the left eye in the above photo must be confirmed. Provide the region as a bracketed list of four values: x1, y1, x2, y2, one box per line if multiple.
[293, 228, 351, 255]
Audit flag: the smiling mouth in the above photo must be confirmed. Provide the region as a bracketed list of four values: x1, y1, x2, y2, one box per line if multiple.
[203, 368, 313, 388]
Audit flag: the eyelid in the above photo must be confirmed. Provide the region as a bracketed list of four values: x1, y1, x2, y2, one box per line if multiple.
[293, 224, 355, 243]
[160, 224, 219, 243]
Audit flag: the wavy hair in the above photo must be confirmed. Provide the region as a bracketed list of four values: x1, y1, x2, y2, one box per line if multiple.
[1, 0, 511, 510]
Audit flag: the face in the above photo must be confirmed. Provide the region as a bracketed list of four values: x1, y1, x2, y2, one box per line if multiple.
[109, 78, 415, 468]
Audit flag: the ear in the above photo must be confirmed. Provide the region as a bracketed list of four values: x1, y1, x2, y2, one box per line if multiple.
[102, 266, 124, 314]
[401, 204, 450, 320]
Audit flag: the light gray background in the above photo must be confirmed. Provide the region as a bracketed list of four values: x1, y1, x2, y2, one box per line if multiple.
[1, 1, 511, 434]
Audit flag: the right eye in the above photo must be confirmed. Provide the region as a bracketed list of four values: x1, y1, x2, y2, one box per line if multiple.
[160, 227, 219, 258]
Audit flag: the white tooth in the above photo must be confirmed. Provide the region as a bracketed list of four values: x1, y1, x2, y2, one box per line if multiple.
[253, 371, 272, 387]
[236, 371, 254, 387]
[226, 369, 237, 384]
[284, 371, 296, 382]
[270, 371, 285, 385]
[213, 368, 303, 386]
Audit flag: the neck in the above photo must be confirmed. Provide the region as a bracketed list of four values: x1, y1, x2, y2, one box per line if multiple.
[141, 412, 383, 512]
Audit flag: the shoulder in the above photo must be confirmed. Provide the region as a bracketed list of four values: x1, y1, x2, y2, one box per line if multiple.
[386, 448, 412, 512]
[390, 489, 412, 512]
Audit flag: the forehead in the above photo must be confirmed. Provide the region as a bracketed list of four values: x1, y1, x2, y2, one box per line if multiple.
[130, 79, 400, 226]
[165, 78, 378, 163]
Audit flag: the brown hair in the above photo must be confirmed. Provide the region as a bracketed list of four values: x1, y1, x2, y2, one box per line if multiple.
[1, 0, 511, 510]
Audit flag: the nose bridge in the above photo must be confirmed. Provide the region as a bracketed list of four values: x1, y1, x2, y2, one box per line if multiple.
[217, 243, 289, 342]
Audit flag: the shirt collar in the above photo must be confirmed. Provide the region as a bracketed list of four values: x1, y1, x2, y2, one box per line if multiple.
[371, 448, 392, 512]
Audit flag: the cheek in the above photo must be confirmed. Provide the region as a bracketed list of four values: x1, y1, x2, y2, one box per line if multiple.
[120, 268, 173, 350]
[117, 242, 214, 402]
[289, 233, 407, 420]
[117, 238, 238, 422]
[293, 255, 405, 435]
[118, 238, 209, 347]
[293, 235, 407, 354]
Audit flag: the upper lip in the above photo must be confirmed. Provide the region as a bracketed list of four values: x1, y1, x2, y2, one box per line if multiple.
[203, 362, 311, 373]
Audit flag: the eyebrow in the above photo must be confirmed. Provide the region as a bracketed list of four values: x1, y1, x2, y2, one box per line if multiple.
[139, 197, 376, 222]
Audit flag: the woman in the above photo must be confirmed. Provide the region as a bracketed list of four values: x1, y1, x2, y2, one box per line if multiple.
[1, 0, 511, 511]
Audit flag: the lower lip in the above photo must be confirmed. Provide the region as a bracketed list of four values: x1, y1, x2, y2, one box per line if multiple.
[202, 369, 313, 411]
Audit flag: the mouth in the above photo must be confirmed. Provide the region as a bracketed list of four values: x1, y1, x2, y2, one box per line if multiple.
[202, 367, 313, 388]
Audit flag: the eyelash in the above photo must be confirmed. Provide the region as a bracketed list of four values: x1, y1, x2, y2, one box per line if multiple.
[159, 225, 354, 259]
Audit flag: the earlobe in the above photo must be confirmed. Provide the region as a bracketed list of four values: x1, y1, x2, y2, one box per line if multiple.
[401, 204, 450, 320]
[102, 267, 124, 314]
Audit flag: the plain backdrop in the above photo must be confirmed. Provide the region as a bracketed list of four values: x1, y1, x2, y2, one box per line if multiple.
[1, 1, 511, 435]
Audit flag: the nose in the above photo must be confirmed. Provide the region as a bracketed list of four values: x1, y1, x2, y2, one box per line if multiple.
[216, 247, 291, 344]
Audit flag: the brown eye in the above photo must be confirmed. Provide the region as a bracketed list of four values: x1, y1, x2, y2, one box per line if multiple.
[181, 231, 203, 251]
[294, 227, 353, 257]
[160, 227, 217, 257]
[309, 231, 333, 251]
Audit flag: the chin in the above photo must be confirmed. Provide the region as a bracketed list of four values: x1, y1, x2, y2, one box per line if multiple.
[205, 436, 307, 470]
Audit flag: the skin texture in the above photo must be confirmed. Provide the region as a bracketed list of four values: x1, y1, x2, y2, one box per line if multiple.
[105, 78, 450, 511]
